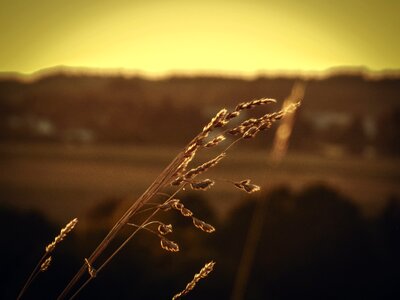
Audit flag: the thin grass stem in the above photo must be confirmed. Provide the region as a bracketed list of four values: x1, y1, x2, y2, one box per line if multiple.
[17, 253, 48, 300]
[68, 185, 186, 300]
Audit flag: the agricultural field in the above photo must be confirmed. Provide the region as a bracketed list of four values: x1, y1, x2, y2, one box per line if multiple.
[1, 142, 398, 222]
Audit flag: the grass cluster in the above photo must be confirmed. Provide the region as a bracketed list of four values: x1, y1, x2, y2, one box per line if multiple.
[18, 97, 300, 299]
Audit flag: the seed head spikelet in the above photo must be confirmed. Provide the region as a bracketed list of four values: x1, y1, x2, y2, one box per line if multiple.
[84, 258, 97, 278]
[235, 98, 276, 111]
[171, 200, 184, 211]
[228, 126, 246, 135]
[174, 145, 198, 180]
[243, 126, 259, 139]
[159, 199, 180, 211]
[233, 179, 261, 194]
[184, 143, 198, 157]
[202, 108, 228, 134]
[258, 121, 272, 131]
[184, 153, 226, 180]
[225, 111, 240, 120]
[166, 199, 193, 217]
[171, 176, 185, 186]
[40, 257, 52, 272]
[172, 261, 216, 299]
[190, 179, 215, 191]
[192, 217, 216, 233]
[45, 218, 78, 253]
[180, 207, 193, 217]
[241, 118, 259, 127]
[160, 238, 180, 252]
[204, 135, 226, 148]
[158, 224, 173, 235]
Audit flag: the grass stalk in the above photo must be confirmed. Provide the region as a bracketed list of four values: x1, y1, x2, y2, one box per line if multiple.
[54, 97, 300, 299]
[17, 253, 48, 300]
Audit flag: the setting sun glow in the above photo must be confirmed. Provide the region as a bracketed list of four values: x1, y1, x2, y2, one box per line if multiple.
[1, 0, 399, 76]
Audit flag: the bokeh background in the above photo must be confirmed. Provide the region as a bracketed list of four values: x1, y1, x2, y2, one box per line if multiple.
[1, 1, 399, 299]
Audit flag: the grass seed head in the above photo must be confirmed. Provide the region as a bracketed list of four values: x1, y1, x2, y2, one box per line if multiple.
[234, 179, 261, 193]
[158, 224, 173, 235]
[175, 146, 198, 179]
[190, 179, 215, 191]
[40, 257, 52, 272]
[192, 217, 216, 233]
[180, 207, 193, 217]
[213, 119, 229, 128]
[243, 183, 261, 193]
[228, 126, 245, 135]
[172, 261, 216, 300]
[241, 118, 258, 127]
[184, 143, 198, 157]
[84, 258, 97, 278]
[45, 218, 78, 253]
[159, 199, 180, 211]
[235, 98, 276, 111]
[160, 238, 180, 252]
[184, 153, 226, 180]
[204, 135, 226, 148]
[243, 126, 259, 139]
[258, 121, 272, 131]
[171, 176, 184, 186]
[202, 108, 228, 134]
[225, 111, 240, 120]
[172, 200, 184, 211]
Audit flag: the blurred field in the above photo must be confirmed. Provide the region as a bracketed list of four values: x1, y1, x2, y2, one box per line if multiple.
[1, 142, 399, 222]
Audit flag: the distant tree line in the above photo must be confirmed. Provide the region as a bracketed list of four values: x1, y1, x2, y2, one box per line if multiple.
[0, 72, 399, 156]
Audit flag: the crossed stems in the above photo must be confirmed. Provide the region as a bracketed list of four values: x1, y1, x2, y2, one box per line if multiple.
[68, 186, 186, 300]
[58, 100, 281, 300]
[59, 130, 244, 300]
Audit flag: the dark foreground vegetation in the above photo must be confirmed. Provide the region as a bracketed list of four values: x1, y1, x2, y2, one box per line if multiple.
[2, 184, 399, 299]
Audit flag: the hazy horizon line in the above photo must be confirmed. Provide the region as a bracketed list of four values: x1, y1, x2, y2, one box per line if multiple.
[1, 65, 400, 81]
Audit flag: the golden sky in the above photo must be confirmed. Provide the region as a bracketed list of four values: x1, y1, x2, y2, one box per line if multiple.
[0, 0, 399, 76]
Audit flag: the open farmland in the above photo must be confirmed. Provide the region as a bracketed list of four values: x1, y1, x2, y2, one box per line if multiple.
[1, 143, 398, 222]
